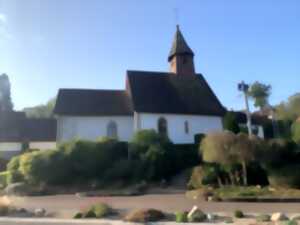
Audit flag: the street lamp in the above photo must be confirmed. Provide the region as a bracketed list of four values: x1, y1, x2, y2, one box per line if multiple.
[238, 81, 253, 137]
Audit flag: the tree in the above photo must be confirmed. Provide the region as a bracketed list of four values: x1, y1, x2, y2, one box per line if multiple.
[248, 82, 271, 109]
[291, 121, 300, 145]
[0, 73, 13, 111]
[276, 93, 300, 121]
[232, 133, 257, 186]
[200, 131, 237, 186]
[23, 97, 56, 118]
[223, 111, 240, 134]
[201, 131, 259, 186]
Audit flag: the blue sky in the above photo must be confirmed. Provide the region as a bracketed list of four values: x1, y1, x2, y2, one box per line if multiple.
[0, 0, 299, 111]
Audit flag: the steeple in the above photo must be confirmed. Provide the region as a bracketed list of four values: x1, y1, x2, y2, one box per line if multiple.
[168, 25, 195, 76]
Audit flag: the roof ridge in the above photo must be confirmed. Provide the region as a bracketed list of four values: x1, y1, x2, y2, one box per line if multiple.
[59, 88, 125, 92]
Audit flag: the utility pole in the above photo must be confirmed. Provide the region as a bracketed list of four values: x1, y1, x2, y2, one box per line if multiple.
[238, 81, 252, 137]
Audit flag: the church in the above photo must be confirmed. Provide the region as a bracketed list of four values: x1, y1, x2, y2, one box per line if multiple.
[54, 26, 226, 144]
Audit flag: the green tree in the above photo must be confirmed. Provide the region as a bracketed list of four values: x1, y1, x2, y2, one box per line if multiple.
[248, 82, 271, 109]
[291, 121, 300, 145]
[23, 97, 56, 118]
[232, 133, 257, 186]
[276, 93, 300, 121]
[200, 131, 237, 186]
[223, 111, 240, 134]
[0, 74, 13, 111]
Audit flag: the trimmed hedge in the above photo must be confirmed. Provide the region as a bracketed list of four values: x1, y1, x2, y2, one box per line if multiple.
[5, 133, 200, 186]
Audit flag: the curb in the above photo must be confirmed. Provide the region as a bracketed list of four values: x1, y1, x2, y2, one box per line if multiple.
[0, 217, 220, 225]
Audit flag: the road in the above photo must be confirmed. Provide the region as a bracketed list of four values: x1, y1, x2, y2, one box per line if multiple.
[8, 193, 300, 218]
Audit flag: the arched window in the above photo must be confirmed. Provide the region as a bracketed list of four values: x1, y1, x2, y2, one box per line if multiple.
[107, 121, 118, 138]
[158, 117, 168, 136]
[184, 120, 189, 134]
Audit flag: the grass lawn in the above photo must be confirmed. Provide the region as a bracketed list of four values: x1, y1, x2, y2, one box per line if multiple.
[187, 186, 300, 201]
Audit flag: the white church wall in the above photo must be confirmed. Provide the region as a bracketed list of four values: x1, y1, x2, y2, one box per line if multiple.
[57, 116, 134, 142]
[138, 113, 223, 144]
[29, 142, 57, 150]
[0, 142, 22, 159]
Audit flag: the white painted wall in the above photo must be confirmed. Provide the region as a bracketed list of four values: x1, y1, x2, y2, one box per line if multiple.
[57, 116, 134, 142]
[29, 142, 56, 150]
[0, 142, 22, 159]
[238, 124, 265, 139]
[0, 142, 22, 152]
[138, 113, 223, 144]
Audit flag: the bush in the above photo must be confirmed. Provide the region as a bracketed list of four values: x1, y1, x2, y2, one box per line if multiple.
[6, 156, 24, 184]
[103, 159, 145, 185]
[83, 210, 96, 218]
[0, 171, 8, 187]
[194, 133, 205, 145]
[223, 111, 240, 134]
[175, 211, 188, 223]
[188, 209, 207, 222]
[129, 130, 174, 181]
[0, 204, 9, 216]
[292, 122, 300, 145]
[187, 164, 221, 189]
[171, 144, 200, 171]
[124, 209, 165, 222]
[256, 214, 271, 222]
[268, 165, 300, 188]
[73, 212, 83, 219]
[89, 203, 112, 218]
[6, 139, 129, 185]
[234, 210, 244, 218]
[247, 162, 269, 186]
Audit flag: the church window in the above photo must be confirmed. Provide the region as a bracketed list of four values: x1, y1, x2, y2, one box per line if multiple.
[107, 121, 118, 138]
[184, 120, 189, 134]
[158, 117, 168, 136]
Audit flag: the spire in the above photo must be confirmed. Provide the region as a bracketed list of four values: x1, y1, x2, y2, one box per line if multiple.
[168, 25, 194, 62]
[168, 25, 195, 76]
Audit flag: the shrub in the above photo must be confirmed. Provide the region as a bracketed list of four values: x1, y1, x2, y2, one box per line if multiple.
[83, 209, 96, 218]
[175, 211, 188, 223]
[89, 203, 112, 218]
[171, 144, 200, 171]
[268, 165, 300, 188]
[194, 133, 205, 145]
[129, 130, 175, 181]
[247, 162, 269, 186]
[292, 121, 300, 145]
[0, 158, 8, 172]
[0, 171, 8, 187]
[103, 159, 145, 184]
[73, 212, 83, 219]
[187, 164, 221, 189]
[256, 214, 271, 222]
[224, 217, 234, 223]
[6, 156, 24, 184]
[188, 209, 207, 222]
[124, 209, 165, 222]
[287, 220, 298, 225]
[234, 210, 244, 218]
[0, 204, 9, 216]
[223, 111, 240, 134]
[130, 129, 170, 150]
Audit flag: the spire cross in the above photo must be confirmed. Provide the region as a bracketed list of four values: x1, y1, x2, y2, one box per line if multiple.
[173, 8, 180, 27]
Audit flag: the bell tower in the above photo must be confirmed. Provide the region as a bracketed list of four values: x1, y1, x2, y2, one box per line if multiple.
[168, 25, 195, 76]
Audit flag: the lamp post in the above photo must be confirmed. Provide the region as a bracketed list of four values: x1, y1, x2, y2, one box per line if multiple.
[238, 81, 252, 137]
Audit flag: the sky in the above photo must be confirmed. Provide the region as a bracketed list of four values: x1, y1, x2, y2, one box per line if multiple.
[0, 0, 299, 111]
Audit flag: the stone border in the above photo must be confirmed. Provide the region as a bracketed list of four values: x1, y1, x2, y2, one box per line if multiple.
[0, 217, 220, 225]
[221, 198, 300, 202]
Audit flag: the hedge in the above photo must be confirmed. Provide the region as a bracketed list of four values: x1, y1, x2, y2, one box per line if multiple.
[5, 135, 200, 186]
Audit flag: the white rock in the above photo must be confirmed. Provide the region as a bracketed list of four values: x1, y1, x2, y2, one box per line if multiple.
[271, 212, 288, 221]
[34, 208, 46, 217]
[187, 206, 198, 219]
